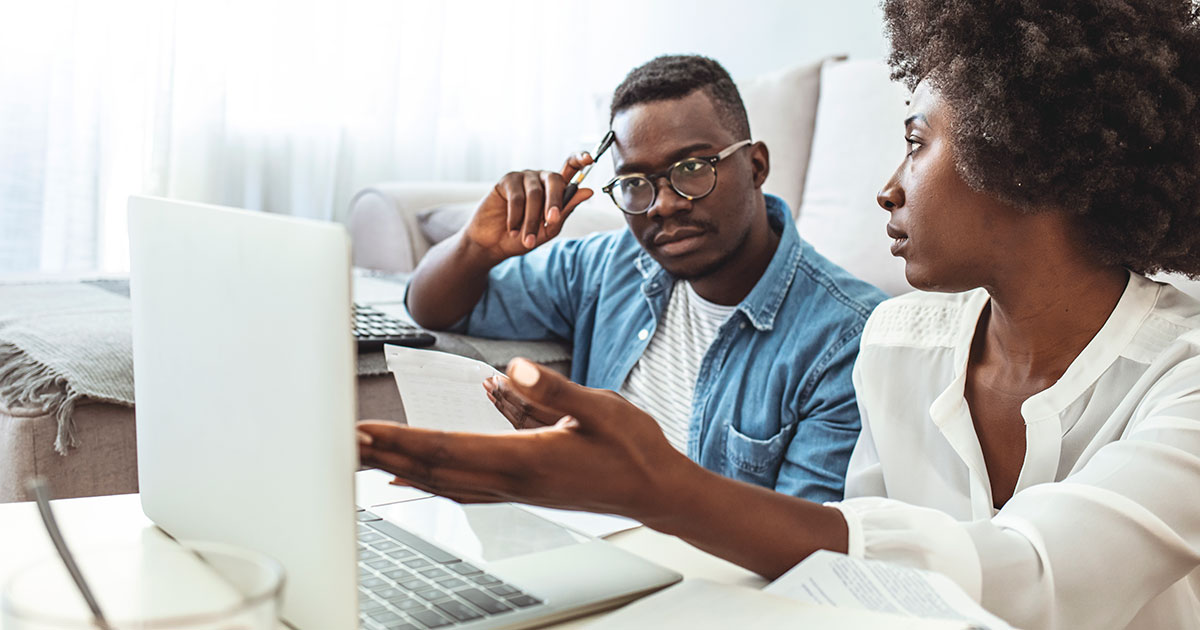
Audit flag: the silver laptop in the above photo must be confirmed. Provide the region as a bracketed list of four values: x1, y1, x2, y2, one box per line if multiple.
[127, 196, 680, 629]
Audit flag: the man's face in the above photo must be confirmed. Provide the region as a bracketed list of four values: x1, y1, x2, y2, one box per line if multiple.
[610, 90, 765, 280]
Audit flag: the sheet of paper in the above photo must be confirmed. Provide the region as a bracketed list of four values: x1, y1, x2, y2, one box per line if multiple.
[765, 551, 1013, 630]
[584, 579, 969, 629]
[355, 469, 432, 508]
[384, 344, 512, 433]
[516, 505, 641, 538]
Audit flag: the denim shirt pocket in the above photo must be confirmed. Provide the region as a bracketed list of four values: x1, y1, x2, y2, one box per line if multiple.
[722, 423, 795, 488]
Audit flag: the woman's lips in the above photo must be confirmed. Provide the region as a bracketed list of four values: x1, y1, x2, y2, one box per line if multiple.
[886, 224, 909, 256]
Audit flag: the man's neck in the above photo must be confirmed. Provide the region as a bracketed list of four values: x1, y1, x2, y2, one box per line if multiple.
[689, 202, 781, 306]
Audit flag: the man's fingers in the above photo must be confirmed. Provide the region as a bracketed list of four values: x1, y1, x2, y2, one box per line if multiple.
[357, 421, 517, 470]
[549, 189, 594, 237]
[500, 177, 525, 235]
[521, 171, 543, 248]
[505, 358, 617, 429]
[560, 151, 594, 183]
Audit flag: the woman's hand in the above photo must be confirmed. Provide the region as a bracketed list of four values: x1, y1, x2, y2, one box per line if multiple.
[357, 358, 697, 521]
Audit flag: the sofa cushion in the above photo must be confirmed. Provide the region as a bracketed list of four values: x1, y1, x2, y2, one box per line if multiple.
[739, 57, 827, 218]
[796, 59, 913, 296]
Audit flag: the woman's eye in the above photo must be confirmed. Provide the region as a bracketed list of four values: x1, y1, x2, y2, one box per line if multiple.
[905, 137, 921, 156]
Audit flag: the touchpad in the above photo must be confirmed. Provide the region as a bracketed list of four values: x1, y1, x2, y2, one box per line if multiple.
[373, 497, 589, 563]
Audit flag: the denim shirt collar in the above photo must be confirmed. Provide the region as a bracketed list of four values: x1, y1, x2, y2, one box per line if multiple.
[634, 194, 802, 332]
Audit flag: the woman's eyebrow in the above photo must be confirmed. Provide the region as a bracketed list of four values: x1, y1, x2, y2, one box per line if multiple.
[905, 113, 928, 128]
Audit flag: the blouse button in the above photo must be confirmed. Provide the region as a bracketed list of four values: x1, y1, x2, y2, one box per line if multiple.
[638, 329, 649, 341]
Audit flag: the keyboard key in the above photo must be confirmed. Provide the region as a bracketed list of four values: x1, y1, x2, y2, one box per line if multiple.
[415, 588, 448, 602]
[359, 597, 386, 613]
[394, 624, 421, 630]
[360, 532, 385, 543]
[365, 558, 392, 570]
[366, 520, 460, 563]
[367, 609, 402, 625]
[372, 540, 399, 551]
[434, 599, 484, 622]
[398, 577, 426, 590]
[418, 567, 449, 579]
[470, 574, 501, 586]
[394, 599, 427, 612]
[487, 584, 520, 597]
[402, 557, 433, 569]
[373, 587, 403, 599]
[447, 562, 482, 576]
[435, 577, 466, 589]
[383, 568, 412, 580]
[386, 548, 417, 559]
[408, 608, 453, 628]
[506, 594, 543, 608]
[361, 577, 385, 589]
[455, 588, 511, 615]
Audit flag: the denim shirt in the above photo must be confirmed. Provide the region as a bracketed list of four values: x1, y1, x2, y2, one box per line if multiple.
[460, 195, 886, 501]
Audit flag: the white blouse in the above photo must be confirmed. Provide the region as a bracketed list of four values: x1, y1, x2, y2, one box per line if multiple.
[833, 272, 1200, 630]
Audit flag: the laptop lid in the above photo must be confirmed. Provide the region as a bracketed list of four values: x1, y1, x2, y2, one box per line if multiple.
[128, 196, 359, 629]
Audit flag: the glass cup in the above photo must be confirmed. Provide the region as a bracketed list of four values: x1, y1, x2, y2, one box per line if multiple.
[1, 539, 284, 630]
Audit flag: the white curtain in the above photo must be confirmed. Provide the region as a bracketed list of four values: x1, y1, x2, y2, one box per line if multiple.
[0, 0, 604, 274]
[0, 0, 888, 275]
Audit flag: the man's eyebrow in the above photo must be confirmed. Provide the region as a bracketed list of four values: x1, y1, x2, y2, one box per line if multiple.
[616, 142, 717, 174]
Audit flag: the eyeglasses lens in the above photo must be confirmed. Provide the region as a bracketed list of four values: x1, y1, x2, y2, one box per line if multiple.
[670, 159, 716, 198]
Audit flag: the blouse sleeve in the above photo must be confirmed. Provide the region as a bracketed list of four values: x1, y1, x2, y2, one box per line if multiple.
[831, 352, 1200, 630]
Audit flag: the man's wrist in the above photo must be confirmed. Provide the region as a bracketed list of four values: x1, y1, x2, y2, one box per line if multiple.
[456, 229, 509, 269]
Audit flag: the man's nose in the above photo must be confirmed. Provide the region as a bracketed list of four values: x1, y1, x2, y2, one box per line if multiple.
[646, 177, 691, 219]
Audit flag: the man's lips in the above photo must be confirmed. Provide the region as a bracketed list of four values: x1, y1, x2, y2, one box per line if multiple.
[653, 226, 706, 246]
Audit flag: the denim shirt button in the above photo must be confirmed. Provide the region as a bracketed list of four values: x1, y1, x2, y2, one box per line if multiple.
[638, 329, 649, 341]
[740, 322, 747, 329]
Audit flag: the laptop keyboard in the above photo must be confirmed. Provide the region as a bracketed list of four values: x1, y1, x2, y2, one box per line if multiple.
[353, 303, 436, 352]
[357, 511, 544, 629]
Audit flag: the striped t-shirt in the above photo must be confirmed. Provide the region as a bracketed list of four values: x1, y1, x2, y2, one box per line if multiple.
[619, 281, 737, 451]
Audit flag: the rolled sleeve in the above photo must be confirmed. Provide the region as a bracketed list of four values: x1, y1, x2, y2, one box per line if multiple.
[463, 233, 615, 341]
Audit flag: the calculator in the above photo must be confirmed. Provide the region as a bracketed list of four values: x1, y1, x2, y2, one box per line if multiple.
[353, 304, 436, 352]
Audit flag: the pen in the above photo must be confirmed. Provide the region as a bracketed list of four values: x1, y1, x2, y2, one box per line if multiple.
[562, 130, 616, 208]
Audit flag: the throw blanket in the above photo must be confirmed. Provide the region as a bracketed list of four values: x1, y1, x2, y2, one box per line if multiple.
[0, 279, 570, 456]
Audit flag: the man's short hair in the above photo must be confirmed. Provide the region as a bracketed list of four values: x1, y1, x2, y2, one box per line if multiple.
[610, 55, 751, 140]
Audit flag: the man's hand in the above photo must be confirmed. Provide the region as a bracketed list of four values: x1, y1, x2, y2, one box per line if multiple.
[464, 153, 595, 262]
[482, 374, 560, 429]
[357, 358, 697, 520]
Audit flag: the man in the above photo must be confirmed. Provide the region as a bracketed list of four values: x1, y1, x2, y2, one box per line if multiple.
[405, 55, 885, 501]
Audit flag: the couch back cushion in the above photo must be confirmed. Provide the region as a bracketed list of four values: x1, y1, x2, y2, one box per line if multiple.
[796, 59, 913, 296]
[738, 58, 825, 217]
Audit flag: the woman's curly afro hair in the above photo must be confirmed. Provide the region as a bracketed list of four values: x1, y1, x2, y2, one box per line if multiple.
[883, 0, 1200, 276]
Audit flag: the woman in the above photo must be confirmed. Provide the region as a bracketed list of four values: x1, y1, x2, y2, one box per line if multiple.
[359, 1, 1200, 627]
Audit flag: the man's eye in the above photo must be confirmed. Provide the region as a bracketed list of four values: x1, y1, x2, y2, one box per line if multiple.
[681, 161, 704, 173]
[623, 178, 646, 190]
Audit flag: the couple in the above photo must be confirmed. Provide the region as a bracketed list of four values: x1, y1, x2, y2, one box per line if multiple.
[361, 1, 1200, 628]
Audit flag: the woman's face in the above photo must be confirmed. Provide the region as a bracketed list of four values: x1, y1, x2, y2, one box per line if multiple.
[877, 81, 1026, 292]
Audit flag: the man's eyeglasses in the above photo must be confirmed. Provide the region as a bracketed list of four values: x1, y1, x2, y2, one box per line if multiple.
[602, 139, 753, 215]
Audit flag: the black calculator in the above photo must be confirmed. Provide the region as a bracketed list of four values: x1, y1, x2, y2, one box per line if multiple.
[353, 303, 436, 352]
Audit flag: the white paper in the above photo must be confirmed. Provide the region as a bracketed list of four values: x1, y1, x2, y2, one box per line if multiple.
[766, 551, 1014, 630]
[355, 469, 432, 508]
[516, 505, 641, 538]
[384, 345, 512, 433]
[584, 579, 969, 629]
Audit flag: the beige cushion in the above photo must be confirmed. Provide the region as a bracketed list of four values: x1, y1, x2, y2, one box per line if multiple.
[796, 59, 913, 296]
[739, 57, 828, 217]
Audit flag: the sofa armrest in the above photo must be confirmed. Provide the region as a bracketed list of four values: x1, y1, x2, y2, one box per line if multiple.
[349, 182, 492, 273]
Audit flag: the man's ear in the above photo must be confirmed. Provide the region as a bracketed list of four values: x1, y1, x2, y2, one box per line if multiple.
[750, 141, 770, 189]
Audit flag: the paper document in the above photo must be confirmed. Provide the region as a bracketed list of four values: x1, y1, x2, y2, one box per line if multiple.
[385, 345, 511, 433]
[765, 551, 1015, 629]
[584, 579, 971, 629]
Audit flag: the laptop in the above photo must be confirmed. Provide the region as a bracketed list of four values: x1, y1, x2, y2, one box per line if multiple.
[126, 196, 680, 629]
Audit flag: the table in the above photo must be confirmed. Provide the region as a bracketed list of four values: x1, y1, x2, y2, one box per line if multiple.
[0, 473, 765, 629]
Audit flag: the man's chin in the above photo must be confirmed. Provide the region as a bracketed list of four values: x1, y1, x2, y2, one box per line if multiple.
[652, 252, 728, 281]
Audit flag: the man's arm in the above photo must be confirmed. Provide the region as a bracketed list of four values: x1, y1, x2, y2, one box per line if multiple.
[406, 154, 594, 330]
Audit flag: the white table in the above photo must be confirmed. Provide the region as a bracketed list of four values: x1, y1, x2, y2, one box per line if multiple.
[0, 476, 764, 629]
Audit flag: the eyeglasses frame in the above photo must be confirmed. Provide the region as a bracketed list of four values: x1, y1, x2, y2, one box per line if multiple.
[601, 139, 753, 215]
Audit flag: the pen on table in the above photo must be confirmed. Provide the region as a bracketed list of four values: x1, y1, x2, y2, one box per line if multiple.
[561, 130, 616, 208]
